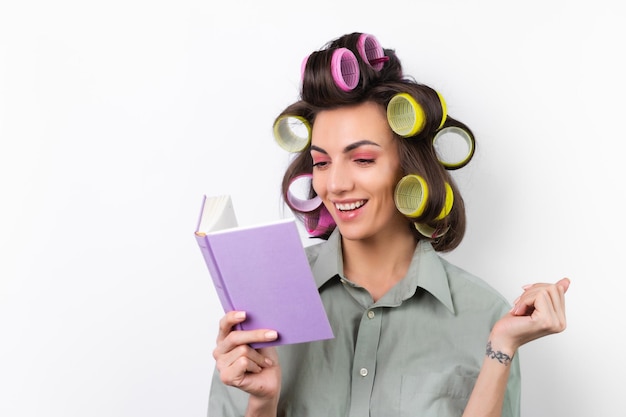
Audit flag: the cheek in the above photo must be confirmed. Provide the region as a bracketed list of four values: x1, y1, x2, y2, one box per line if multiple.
[312, 174, 324, 196]
[376, 166, 403, 192]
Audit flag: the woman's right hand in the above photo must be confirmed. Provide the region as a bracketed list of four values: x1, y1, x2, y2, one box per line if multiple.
[212, 311, 282, 407]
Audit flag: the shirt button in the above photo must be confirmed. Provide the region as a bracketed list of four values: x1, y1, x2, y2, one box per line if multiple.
[359, 368, 368, 377]
[367, 310, 375, 319]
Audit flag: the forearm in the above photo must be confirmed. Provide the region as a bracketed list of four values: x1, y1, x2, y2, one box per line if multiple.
[462, 341, 514, 417]
[245, 395, 279, 417]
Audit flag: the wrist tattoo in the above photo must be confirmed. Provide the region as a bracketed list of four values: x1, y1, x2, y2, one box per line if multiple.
[485, 341, 513, 366]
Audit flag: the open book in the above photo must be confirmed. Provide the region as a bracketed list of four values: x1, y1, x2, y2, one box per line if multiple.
[194, 194, 334, 348]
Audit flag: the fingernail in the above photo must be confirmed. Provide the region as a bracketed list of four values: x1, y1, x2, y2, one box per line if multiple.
[265, 330, 278, 340]
[522, 284, 532, 290]
[234, 311, 246, 320]
[265, 357, 274, 366]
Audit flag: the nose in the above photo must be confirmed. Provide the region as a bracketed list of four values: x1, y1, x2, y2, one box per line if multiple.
[326, 162, 353, 195]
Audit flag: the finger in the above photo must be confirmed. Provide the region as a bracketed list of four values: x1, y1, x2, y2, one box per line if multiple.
[523, 284, 553, 313]
[545, 283, 567, 330]
[214, 328, 279, 365]
[222, 329, 278, 352]
[514, 283, 548, 313]
[512, 284, 553, 317]
[258, 346, 279, 364]
[524, 285, 567, 334]
[215, 344, 267, 373]
[533, 282, 567, 326]
[556, 277, 571, 293]
[216, 311, 248, 344]
[219, 355, 264, 387]
[511, 294, 535, 316]
[520, 278, 569, 293]
[512, 278, 570, 315]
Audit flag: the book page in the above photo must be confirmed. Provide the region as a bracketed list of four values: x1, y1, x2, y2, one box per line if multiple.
[196, 195, 239, 234]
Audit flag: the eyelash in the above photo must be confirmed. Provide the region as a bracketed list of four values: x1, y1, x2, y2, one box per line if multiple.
[312, 158, 375, 169]
[354, 158, 375, 165]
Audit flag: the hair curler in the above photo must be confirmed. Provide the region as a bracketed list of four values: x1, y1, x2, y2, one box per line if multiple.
[357, 33, 387, 71]
[300, 54, 309, 81]
[414, 222, 450, 239]
[435, 182, 454, 220]
[304, 205, 336, 237]
[287, 174, 322, 212]
[386, 93, 426, 137]
[273, 115, 311, 152]
[394, 174, 429, 218]
[330, 48, 360, 91]
[301, 48, 360, 92]
[432, 126, 475, 170]
[437, 92, 448, 129]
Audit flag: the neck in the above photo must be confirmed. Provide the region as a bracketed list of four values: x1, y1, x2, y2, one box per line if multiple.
[341, 228, 417, 302]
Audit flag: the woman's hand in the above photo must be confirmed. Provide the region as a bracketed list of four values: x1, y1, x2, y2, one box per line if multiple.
[212, 311, 282, 409]
[490, 278, 570, 354]
[462, 278, 570, 417]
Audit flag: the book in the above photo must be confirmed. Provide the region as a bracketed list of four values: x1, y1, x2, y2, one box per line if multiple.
[194, 194, 334, 348]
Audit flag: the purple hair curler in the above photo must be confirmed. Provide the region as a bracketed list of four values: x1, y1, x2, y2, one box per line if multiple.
[357, 33, 387, 71]
[287, 174, 323, 212]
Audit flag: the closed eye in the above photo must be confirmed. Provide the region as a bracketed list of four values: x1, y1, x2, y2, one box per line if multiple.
[354, 158, 375, 166]
[312, 161, 329, 169]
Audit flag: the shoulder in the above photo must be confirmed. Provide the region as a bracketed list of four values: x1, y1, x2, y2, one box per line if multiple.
[304, 232, 340, 267]
[438, 255, 512, 312]
[304, 239, 325, 263]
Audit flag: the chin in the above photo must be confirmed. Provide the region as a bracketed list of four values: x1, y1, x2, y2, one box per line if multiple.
[335, 224, 375, 241]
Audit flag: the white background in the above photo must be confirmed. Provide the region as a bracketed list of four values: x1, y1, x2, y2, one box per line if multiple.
[1, 1, 623, 416]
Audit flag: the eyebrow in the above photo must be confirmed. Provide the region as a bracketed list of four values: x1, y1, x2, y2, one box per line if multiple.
[310, 140, 382, 155]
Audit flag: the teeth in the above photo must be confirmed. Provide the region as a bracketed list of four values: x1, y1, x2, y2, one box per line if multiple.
[335, 200, 365, 211]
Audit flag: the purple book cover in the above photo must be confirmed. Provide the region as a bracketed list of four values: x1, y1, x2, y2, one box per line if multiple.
[195, 197, 334, 348]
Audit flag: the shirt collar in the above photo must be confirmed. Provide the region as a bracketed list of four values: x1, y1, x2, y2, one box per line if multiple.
[309, 229, 344, 288]
[409, 240, 455, 314]
[308, 229, 455, 314]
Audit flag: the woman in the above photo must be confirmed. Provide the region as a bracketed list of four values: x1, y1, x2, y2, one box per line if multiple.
[208, 32, 569, 417]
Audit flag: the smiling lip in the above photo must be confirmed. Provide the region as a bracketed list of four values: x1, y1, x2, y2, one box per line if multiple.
[334, 200, 367, 212]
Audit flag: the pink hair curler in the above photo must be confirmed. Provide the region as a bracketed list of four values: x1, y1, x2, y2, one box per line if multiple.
[287, 174, 322, 212]
[357, 33, 387, 71]
[304, 205, 336, 237]
[300, 54, 309, 81]
[330, 48, 360, 91]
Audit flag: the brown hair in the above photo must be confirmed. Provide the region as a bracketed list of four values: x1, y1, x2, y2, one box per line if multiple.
[275, 32, 475, 252]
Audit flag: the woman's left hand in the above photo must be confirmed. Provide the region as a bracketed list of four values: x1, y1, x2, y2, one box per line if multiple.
[490, 278, 570, 353]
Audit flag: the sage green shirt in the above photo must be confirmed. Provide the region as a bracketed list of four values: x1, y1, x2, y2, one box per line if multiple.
[208, 230, 521, 417]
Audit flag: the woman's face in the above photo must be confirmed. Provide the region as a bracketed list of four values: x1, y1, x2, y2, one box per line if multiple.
[310, 101, 408, 241]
